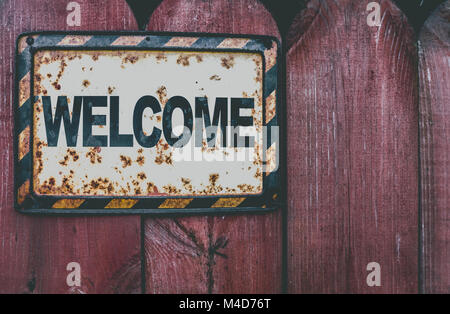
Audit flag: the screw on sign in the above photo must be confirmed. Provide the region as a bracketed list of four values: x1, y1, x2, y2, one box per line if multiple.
[0, 0, 141, 294]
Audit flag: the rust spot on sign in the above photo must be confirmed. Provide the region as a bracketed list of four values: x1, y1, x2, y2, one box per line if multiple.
[154, 139, 172, 165]
[136, 155, 145, 166]
[181, 178, 193, 193]
[237, 184, 255, 193]
[176, 54, 190, 66]
[156, 86, 168, 105]
[86, 147, 102, 164]
[176, 53, 203, 67]
[83, 177, 114, 195]
[122, 54, 139, 64]
[137, 172, 147, 180]
[67, 149, 79, 162]
[156, 53, 167, 63]
[163, 184, 181, 194]
[59, 155, 69, 166]
[120, 155, 132, 168]
[209, 74, 221, 81]
[146, 182, 158, 194]
[221, 56, 235, 69]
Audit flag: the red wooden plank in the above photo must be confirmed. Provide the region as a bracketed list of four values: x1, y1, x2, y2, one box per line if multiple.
[418, 0, 450, 294]
[144, 218, 209, 293]
[144, 0, 282, 294]
[0, 0, 141, 293]
[287, 0, 419, 293]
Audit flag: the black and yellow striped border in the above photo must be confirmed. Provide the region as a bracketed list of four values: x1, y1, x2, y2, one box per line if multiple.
[14, 32, 282, 215]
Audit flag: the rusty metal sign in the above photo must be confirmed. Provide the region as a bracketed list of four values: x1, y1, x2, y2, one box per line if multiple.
[14, 32, 281, 214]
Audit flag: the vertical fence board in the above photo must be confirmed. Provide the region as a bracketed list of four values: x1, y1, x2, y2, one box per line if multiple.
[287, 0, 419, 293]
[144, 0, 282, 294]
[419, 0, 450, 294]
[0, 0, 142, 293]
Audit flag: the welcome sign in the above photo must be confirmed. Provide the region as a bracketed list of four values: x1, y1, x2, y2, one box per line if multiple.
[14, 32, 281, 214]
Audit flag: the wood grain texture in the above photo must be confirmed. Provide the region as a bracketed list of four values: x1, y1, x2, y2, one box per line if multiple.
[0, 0, 141, 293]
[287, 0, 419, 293]
[418, 0, 450, 294]
[144, 0, 282, 294]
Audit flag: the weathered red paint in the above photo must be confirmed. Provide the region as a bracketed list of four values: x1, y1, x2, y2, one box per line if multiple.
[287, 0, 419, 293]
[419, 0, 450, 294]
[0, 0, 141, 293]
[0, 0, 446, 295]
[145, 0, 282, 294]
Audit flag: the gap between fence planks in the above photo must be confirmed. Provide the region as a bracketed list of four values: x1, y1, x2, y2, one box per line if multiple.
[286, 0, 419, 293]
[418, 0, 450, 294]
[0, 0, 141, 293]
[143, 0, 283, 294]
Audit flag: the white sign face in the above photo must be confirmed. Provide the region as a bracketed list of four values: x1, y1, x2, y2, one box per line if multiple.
[32, 49, 264, 197]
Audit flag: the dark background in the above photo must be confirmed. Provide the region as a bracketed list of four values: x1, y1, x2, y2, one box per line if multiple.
[126, 0, 447, 35]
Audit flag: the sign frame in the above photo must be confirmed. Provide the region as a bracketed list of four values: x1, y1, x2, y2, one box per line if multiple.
[14, 31, 283, 215]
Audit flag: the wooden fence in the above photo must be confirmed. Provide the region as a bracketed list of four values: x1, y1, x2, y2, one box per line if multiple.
[0, 0, 448, 294]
